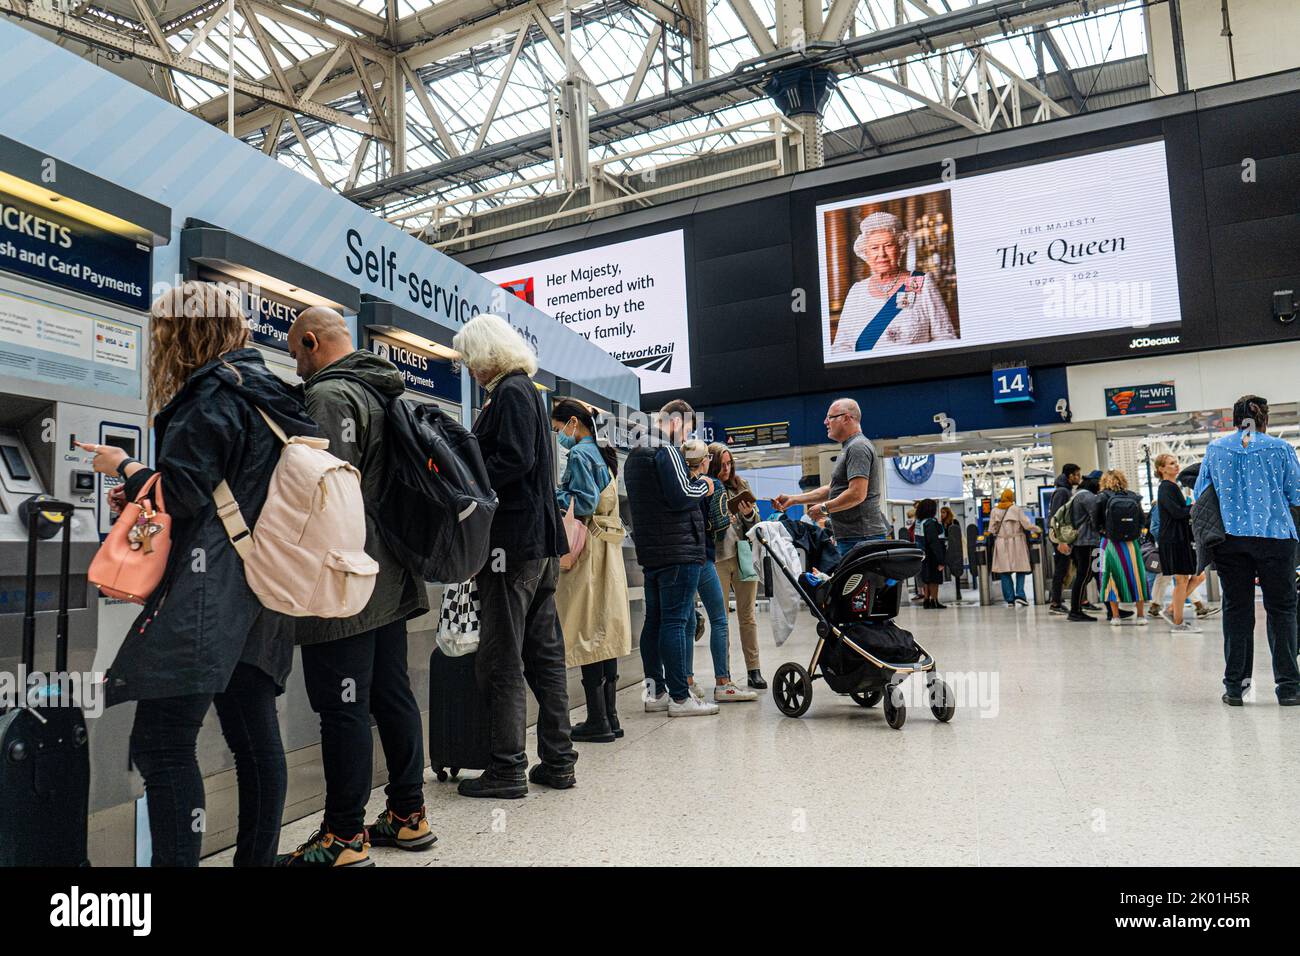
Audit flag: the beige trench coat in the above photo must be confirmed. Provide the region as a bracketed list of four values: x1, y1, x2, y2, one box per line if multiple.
[988, 504, 1035, 574]
[555, 477, 633, 667]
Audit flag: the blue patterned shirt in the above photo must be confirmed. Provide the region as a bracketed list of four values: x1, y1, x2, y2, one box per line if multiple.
[1194, 431, 1300, 539]
[556, 437, 611, 517]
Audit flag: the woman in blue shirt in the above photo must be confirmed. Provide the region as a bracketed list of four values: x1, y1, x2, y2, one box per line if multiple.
[552, 400, 632, 741]
[1194, 395, 1300, 705]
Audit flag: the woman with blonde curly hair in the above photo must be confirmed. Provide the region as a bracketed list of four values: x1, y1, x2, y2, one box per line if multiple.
[1091, 468, 1150, 626]
[78, 281, 320, 866]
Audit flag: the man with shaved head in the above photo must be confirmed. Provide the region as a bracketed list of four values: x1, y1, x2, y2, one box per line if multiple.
[278, 307, 433, 867]
[773, 397, 888, 557]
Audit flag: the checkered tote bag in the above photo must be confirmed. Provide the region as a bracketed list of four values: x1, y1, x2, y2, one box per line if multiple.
[435, 579, 481, 657]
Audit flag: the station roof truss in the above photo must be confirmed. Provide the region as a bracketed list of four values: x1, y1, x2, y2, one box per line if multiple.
[1, 0, 1156, 244]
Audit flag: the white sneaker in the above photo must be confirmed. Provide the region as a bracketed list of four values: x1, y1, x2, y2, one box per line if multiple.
[1109, 617, 1124, 627]
[714, 681, 759, 702]
[1169, 621, 1203, 634]
[644, 691, 670, 713]
[688, 681, 704, 700]
[668, 695, 720, 717]
[1133, 617, 1148, 627]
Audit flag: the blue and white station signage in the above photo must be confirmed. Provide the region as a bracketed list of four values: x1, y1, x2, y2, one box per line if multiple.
[371, 336, 460, 402]
[0, 188, 151, 311]
[992, 365, 1034, 404]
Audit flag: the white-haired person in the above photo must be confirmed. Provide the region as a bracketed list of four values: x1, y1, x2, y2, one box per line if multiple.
[451, 314, 576, 797]
[831, 210, 956, 356]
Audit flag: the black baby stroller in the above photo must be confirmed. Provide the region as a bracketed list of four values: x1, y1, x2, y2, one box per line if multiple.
[753, 527, 955, 730]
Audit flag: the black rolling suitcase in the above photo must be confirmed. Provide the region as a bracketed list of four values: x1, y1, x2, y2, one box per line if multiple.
[0, 497, 90, 867]
[427, 647, 491, 782]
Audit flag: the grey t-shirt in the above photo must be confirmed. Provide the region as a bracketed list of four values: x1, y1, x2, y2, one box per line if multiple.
[828, 432, 888, 539]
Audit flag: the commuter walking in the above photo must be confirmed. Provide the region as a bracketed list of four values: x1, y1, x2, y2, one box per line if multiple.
[1066, 471, 1103, 622]
[988, 488, 1034, 607]
[552, 399, 632, 743]
[624, 400, 719, 717]
[941, 505, 965, 602]
[1194, 395, 1300, 705]
[453, 315, 576, 795]
[274, 308, 432, 867]
[773, 398, 888, 557]
[708, 442, 766, 689]
[1047, 464, 1081, 614]
[79, 282, 320, 867]
[1093, 469, 1150, 626]
[915, 498, 946, 609]
[1153, 453, 1204, 634]
[682, 440, 756, 702]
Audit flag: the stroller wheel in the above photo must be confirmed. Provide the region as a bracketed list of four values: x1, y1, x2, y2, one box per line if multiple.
[850, 688, 883, 708]
[773, 662, 813, 718]
[929, 679, 956, 722]
[883, 687, 906, 729]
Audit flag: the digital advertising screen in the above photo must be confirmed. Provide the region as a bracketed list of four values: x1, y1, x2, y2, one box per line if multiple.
[815, 140, 1181, 366]
[480, 229, 692, 392]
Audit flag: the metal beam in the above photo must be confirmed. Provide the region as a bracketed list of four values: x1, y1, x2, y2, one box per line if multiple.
[262, 110, 286, 155]
[285, 113, 331, 187]
[0, 0, 380, 134]
[401, 59, 461, 159]
[348, 44, 393, 141]
[726, 0, 776, 55]
[473, 23, 529, 151]
[274, 0, 387, 41]
[1035, 24, 1086, 110]
[624, 22, 663, 104]
[821, 0, 859, 42]
[175, 9, 227, 61]
[297, 42, 348, 108]
[530, 7, 612, 112]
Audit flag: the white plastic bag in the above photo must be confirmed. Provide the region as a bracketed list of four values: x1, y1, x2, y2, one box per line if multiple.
[435, 579, 481, 657]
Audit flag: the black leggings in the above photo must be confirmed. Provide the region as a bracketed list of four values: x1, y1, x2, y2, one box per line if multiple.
[579, 658, 618, 687]
[130, 662, 286, 867]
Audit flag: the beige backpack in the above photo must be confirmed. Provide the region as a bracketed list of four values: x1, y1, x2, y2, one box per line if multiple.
[214, 407, 377, 618]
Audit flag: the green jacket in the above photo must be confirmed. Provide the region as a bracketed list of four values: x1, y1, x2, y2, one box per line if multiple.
[295, 350, 431, 645]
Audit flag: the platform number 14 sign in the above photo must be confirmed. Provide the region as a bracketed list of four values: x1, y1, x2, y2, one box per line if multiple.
[992, 366, 1034, 404]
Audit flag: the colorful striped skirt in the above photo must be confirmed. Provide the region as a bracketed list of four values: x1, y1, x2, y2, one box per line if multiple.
[1099, 537, 1151, 604]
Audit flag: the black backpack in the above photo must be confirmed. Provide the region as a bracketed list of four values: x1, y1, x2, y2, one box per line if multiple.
[315, 373, 498, 583]
[1104, 492, 1143, 542]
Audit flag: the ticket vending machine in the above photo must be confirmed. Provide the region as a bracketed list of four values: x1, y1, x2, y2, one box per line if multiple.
[181, 219, 361, 386]
[0, 139, 171, 865]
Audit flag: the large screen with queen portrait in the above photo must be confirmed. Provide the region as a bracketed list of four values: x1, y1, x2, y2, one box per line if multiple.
[815, 140, 1182, 366]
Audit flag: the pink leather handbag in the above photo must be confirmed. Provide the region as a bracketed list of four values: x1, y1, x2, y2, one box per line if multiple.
[559, 499, 588, 572]
[88, 473, 172, 604]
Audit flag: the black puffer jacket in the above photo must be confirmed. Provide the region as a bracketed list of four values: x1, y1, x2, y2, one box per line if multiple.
[624, 431, 711, 570]
[106, 349, 320, 705]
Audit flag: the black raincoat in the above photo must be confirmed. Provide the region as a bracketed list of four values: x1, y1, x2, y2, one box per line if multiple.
[106, 349, 320, 706]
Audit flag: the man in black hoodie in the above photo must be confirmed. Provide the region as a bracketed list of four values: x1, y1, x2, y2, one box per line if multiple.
[1047, 463, 1081, 614]
[276, 308, 432, 868]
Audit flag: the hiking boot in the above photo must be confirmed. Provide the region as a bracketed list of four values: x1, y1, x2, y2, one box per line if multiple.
[367, 806, 438, 852]
[275, 828, 373, 868]
[528, 763, 576, 790]
[458, 771, 527, 799]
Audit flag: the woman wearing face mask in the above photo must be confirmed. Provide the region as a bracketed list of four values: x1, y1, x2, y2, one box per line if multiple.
[551, 400, 632, 742]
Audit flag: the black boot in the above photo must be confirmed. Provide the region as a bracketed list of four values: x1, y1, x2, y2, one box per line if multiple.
[747, 669, 767, 690]
[571, 679, 616, 743]
[603, 673, 624, 739]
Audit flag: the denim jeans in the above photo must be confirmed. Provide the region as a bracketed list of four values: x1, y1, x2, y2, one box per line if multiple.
[836, 533, 887, 558]
[641, 563, 703, 701]
[475, 556, 575, 776]
[1000, 572, 1027, 604]
[1215, 535, 1299, 699]
[130, 662, 286, 867]
[695, 560, 731, 681]
[301, 619, 426, 836]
